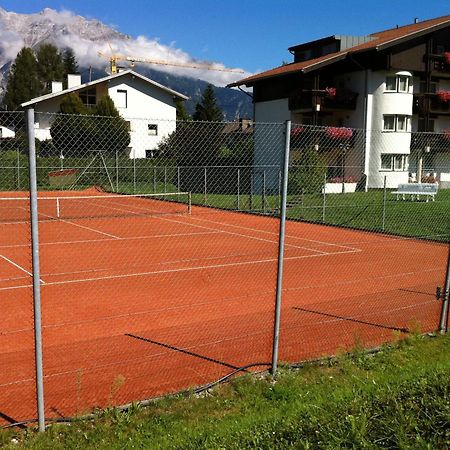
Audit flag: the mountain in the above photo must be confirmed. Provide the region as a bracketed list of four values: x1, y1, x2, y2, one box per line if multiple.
[0, 7, 252, 120]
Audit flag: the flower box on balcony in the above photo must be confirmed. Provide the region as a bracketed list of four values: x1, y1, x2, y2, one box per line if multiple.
[325, 127, 353, 140]
[437, 90, 450, 102]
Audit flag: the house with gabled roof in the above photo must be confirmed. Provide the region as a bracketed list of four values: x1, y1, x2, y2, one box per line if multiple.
[228, 15, 450, 189]
[21, 69, 189, 158]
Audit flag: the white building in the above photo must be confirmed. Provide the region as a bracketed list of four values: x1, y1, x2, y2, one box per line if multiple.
[228, 15, 450, 189]
[21, 70, 188, 158]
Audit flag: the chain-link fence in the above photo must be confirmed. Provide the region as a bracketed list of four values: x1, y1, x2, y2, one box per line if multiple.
[0, 110, 449, 429]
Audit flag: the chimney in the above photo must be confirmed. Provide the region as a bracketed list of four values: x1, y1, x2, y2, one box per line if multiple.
[51, 81, 63, 93]
[414, 17, 419, 23]
[67, 74, 82, 89]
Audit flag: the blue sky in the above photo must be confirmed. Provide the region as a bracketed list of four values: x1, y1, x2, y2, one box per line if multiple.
[2, 0, 450, 73]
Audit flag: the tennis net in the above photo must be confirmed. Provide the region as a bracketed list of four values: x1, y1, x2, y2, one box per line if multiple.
[0, 191, 191, 223]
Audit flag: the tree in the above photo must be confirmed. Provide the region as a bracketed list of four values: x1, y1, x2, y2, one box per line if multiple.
[36, 43, 64, 94]
[51, 94, 130, 157]
[175, 98, 191, 121]
[62, 47, 78, 76]
[193, 85, 224, 122]
[94, 95, 120, 117]
[59, 93, 88, 115]
[288, 145, 327, 195]
[3, 48, 41, 110]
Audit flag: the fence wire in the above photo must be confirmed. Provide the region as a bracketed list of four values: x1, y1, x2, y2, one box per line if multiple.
[0, 110, 449, 427]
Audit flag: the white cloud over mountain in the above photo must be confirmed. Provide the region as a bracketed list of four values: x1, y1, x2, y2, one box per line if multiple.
[0, 7, 250, 88]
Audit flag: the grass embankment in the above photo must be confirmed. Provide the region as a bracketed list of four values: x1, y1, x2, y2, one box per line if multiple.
[2, 333, 449, 449]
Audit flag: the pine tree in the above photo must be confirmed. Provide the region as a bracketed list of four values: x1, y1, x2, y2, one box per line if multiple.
[175, 98, 191, 121]
[36, 43, 64, 94]
[62, 47, 78, 76]
[3, 47, 42, 110]
[193, 85, 224, 122]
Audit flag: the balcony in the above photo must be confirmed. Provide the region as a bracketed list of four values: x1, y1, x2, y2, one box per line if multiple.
[413, 92, 450, 115]
[429, 52, 450, 76]
[289, 88, 358, 112]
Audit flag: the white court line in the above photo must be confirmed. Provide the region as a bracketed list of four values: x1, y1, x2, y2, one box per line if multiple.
[187, 214, 360, 252]
[0, 231, 220, 250]
[0, 254, 45, 284]
[0, 248, 360, 292]
[57, 196, 330, 253]
[155, 215, 330, 254]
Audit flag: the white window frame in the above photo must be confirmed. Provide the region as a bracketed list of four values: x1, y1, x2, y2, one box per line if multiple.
[380, 154, 408, 171]
[383, 114, 410, 132]
[148, 124, 158, 136]
[385, 73, 411, 93]
[116, 89, 128, 109]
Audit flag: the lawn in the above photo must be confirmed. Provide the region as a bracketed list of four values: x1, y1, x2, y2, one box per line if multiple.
[2, 333, 449, 449]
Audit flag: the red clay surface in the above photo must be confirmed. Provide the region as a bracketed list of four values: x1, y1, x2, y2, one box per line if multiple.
[0, 189, 446, 425]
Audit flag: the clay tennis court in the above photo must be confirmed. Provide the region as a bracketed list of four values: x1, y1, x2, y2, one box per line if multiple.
[0, 188, 446, 425]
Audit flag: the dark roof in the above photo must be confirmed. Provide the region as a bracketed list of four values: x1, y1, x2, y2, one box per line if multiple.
[228, 15, 450, 87]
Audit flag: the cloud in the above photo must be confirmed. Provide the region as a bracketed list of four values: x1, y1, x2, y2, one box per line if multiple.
[1, 8, 250, 87]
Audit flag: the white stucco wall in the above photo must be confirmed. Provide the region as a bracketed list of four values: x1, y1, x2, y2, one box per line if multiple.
[367, 71, 413, 188]
[29, 73, 179, 159]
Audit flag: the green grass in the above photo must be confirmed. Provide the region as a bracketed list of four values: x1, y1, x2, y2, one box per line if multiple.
[2, 333, 449, 449]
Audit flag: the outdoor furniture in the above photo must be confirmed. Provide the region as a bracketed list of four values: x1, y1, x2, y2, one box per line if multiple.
[392, 183, 438, 202]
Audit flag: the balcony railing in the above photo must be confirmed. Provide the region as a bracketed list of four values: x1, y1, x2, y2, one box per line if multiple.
[413, 93, 450, 115]
[289, 88, 358, 111]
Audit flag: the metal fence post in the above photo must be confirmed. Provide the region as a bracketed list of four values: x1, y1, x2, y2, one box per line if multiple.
[153, 166, 157, 193]
[133, 148, 136, 194]
[204, 167, 207, 205]
[164, 166, 167, 193]
[177, 166, 181, 192]
[26, 108, 45, 432]
[115, 149, 119, 193]
[262, 170, 266, 214]
[322, 172, 327, 223]
[237, 168, 240, 210]
[382, 176, 387, 231]
[439, 240, 450, 334]
[272, 120, 291, 376]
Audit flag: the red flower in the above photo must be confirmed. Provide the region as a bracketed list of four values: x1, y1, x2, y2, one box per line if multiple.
[443, 129, 450, 140]
[437, 90, 450, 102]
[325, 126, 353, 139]
[290, 127, 304, 136]
[325, 87, 336, 98]
[444, 52, 450, 64]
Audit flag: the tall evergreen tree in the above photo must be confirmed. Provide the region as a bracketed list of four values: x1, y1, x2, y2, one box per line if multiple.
[36, 43, 64, 93]
[3, 47, 42, 110]
[62, 47, 78, 75]
[59, 93, 88, 115]
[175, 98, 191, 121]
[193, 85, 224, 122]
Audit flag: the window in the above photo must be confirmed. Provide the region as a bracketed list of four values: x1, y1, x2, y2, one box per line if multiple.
[146, 149, 160, 158]
[148, 124, 158, 136]
[383, 115, 396, 131]
[380, 154, 408, 171]
[386, 76, 397, 91]
[397, 76, 409, 92]
[116, 89, 127, 108]
[385, 74, 411, 93]
[383, 115, 410, 132]
[79, 88, 96, 107]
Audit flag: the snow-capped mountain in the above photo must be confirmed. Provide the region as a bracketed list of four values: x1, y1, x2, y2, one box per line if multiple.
[0, 7, 252, 119]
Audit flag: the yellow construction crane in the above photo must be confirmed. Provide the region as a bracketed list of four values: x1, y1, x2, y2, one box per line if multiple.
[97, 46, 244, 74]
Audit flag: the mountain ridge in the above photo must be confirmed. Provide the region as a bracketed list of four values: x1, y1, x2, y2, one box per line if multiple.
[0, 7, 252, 119]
